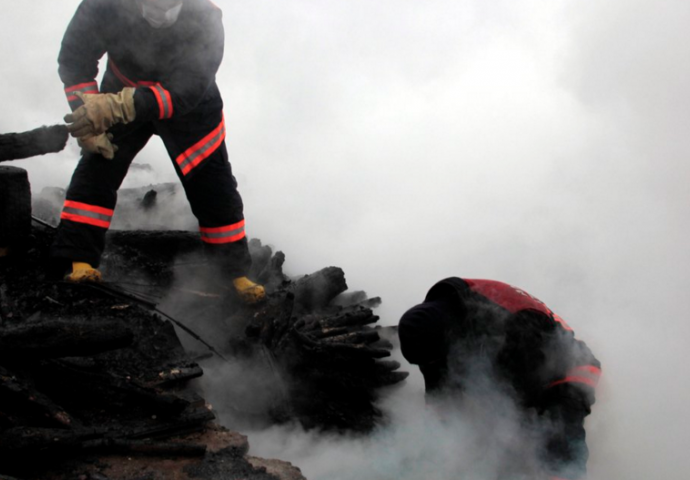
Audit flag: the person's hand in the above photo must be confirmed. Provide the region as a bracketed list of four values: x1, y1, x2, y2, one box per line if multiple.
[77, 133, 118, 160]
[65, 88, 136, 137]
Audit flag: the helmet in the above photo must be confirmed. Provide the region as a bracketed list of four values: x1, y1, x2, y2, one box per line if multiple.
[138, 0, 184, 29]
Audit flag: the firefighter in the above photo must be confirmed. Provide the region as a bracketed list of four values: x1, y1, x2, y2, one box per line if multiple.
[398, 277, 601, 480]
[52, 0, 265, 304]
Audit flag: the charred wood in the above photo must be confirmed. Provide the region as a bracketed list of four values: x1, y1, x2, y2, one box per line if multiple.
[0, 365, 73, 429]
[0, 283, 11, 325]
[0, 319, 134, 359]
[244, 281, 409, 431]
[33, 360, 190, 417]
[125, 406, 215, 440]
[81, 438, 207, 457]
[0, 125, 69, 162]
[0, 426, 102, 455]
[288, 267, 348, 312]
[150, 365, 204, 387]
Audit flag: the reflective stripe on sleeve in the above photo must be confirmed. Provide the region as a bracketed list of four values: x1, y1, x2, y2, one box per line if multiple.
[200, 220, 246, 244]
[65, 81, 99, 103]
[176, 117, 226, 176]
[548, 365, 601, 389]
[108, 60, 173, 119]
[60, 200, 114, 229]
[147, 83, 174, 120]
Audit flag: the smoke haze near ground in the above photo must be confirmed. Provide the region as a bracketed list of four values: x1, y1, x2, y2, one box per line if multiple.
[2, 1, 690, 478]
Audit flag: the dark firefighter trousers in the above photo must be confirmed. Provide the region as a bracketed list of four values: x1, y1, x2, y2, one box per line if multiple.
[51, 107, 251, 277]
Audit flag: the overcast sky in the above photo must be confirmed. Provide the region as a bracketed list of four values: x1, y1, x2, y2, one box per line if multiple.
[2, 1, 689, 478]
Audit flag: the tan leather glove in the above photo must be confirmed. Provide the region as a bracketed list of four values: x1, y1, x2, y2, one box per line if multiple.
[78, 133, 118, 160]
[65, 88, 136, 138]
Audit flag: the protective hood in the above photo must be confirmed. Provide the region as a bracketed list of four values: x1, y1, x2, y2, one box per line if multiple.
[140, 0, 183, 29]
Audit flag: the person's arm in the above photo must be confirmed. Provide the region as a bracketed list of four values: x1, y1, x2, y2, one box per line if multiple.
[58, 0, 108, 110]
[133, 8, 225, 121]
[540, 329, 601, 480]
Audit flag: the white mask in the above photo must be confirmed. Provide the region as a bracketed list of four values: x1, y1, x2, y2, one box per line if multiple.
[141, 1, 183, 29]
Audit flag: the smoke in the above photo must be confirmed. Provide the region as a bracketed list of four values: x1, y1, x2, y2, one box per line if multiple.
[203, 347, 554, 480]
[2, 1, 690, 478]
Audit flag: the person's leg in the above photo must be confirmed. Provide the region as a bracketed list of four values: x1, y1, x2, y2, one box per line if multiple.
[51, 123, 154, 279]
[156, 110, 261, 302]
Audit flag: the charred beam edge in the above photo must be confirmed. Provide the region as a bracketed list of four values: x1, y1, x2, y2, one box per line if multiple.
[151, 365, 204, 387]
[44, 359, 190, 415]
[0, 284, 10, 324]
[126, 407, 216, 440]
[0, 319, 134, 359]
[0, 365, 74, 428]
[0, 125, 69, 162]
[81, 438, 207, 457]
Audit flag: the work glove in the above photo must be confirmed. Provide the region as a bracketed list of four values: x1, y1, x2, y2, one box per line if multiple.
[77, 133, 118, 160]
[65, 88, 136, 138]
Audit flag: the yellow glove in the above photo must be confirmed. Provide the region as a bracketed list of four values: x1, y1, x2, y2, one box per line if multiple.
[65, 88, 136, 138]
[78, 133, 118, 160]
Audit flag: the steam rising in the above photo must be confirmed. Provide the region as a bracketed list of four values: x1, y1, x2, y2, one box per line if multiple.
[3, 1, 690, 478]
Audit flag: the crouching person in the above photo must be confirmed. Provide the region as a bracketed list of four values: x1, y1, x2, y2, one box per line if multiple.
[399, 277, 600, 479]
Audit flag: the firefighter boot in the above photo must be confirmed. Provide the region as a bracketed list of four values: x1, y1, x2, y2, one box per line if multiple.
[232, 277, 265, 304]
[66, 262, 102, 283]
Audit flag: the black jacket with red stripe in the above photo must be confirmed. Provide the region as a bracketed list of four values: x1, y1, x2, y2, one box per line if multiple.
[400, 277, 600, 412]
[59, 0, 224, 121]
[399, 277, 600, 478]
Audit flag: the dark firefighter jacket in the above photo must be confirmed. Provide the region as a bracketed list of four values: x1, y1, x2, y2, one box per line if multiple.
[398, 277, 601, 479]
[58, 0, 224, 121]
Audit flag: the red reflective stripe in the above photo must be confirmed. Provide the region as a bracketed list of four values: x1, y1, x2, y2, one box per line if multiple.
[162, 87, 173, 117]
[108, 61, 174, 119]
[108, 59, 137, 87]
[64, 200, 114, 217]
[184, 131, 224, 175]
[573, 365, 601, 376]
[200, 220, 246, 244]
[549, 376, 597, 389]
[176, 118, 226, 176]
[201, 231, 246, 244]
[552, 313, 573, 332]
[149, 85, 166, 120]
[147, 84, 173, 120]
[64, 81, 98, 93]
[200, 220, 245, 234]
[549, 365, 601, 389]
[65, 82, 98, 102]
[60, 212, 110, 229]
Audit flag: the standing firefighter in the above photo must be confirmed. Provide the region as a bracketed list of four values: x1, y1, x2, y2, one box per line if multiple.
[53, 0, 265, 304]
[399, 277, 600, 480]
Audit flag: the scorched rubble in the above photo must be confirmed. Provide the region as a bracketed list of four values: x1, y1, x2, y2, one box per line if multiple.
[0, 187, 408, 479]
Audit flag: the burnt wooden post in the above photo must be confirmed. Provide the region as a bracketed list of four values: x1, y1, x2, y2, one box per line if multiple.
[0, 125, 69, 162]
[0, 166, 31, 254]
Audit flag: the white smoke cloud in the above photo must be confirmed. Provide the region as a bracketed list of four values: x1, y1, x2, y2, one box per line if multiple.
[2, 1, 689, 478]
